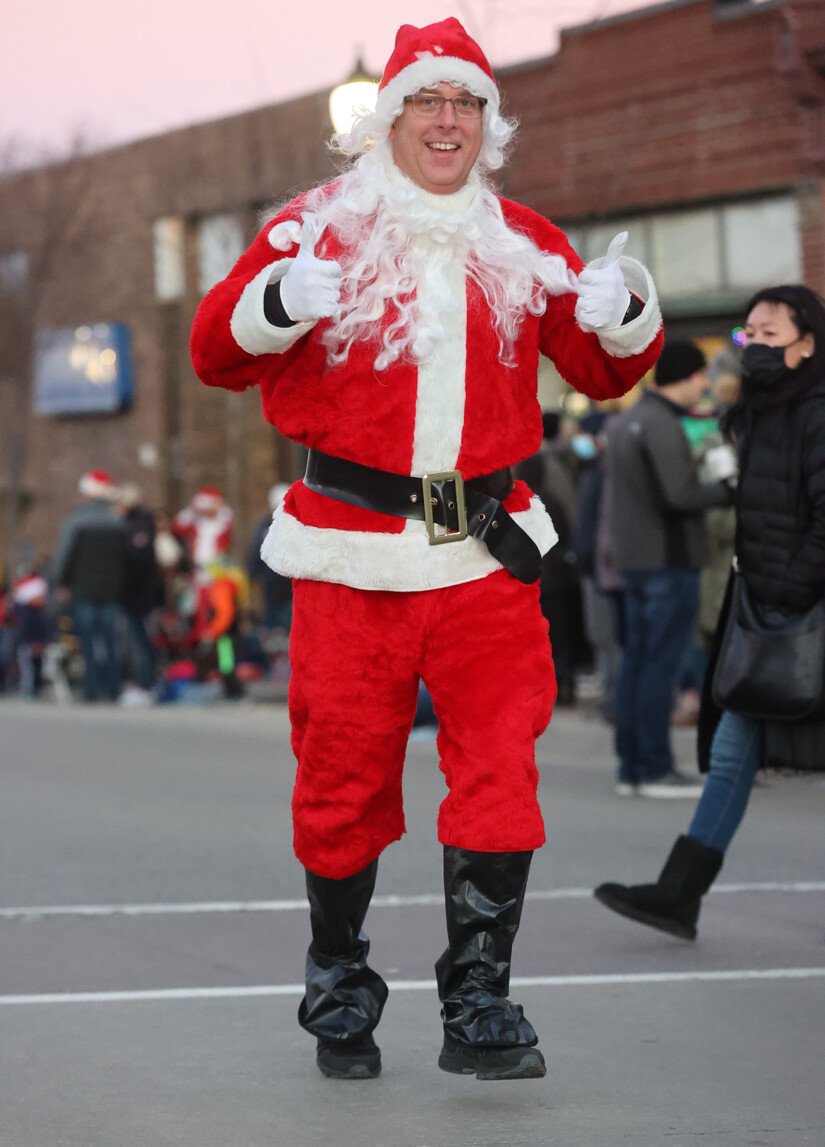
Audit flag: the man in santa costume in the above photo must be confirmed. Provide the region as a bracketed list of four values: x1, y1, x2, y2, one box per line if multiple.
[191, 18, 662, 1081]
[171, 486, 235, 571]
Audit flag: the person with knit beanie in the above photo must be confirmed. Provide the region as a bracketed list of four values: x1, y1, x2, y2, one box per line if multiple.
[604, 341, 736, 798]
[191, 18, 663, 1081]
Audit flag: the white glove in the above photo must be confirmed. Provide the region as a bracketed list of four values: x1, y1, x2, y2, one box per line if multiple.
[575, 232, 631, 332]
[278, 218, 342, 324]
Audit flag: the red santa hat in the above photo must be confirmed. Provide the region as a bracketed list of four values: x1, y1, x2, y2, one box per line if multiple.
[13, 574, 48, 606]
[191, 485, 225, 513]
[376, 18, 499, 119]
[78, 469, 117, 499]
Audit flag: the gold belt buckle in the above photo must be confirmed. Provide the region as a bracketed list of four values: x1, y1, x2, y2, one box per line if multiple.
[422, 470, 467, 545]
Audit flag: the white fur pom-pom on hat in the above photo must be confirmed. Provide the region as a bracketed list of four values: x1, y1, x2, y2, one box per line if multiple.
[78, 469, 118, 500]
[376, 17, 499, 119]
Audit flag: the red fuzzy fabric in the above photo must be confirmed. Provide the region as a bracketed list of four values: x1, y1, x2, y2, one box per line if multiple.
[289, 570, 555, 878]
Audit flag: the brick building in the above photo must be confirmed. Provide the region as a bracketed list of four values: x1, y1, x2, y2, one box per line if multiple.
[1, 0, 824, 569]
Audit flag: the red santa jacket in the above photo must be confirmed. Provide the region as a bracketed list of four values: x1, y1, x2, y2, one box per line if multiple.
[191, 182, 662, 592]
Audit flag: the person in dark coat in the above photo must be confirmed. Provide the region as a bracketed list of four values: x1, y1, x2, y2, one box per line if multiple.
[247, 483, 293, 630]
[605, 341, 735, 796]
[594, 284, 825, 941]
[118, 483, 163, 691]
[51, 470, 130, 702]
[516, 411, 581, 706]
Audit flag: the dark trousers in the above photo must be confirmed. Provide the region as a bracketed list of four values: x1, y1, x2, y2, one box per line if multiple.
[73, 601, 123, 701]
[124, 610, 156, 690]
[615, 568, 700, 783]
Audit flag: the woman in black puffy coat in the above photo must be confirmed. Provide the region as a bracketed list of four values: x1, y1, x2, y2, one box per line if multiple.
[593, 284, 825, 941]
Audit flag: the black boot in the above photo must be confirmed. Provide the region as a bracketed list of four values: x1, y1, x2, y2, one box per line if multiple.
[299, 861, 387, 1079]
[594, 834, 724, 941]
[436, 847, 546, 1081]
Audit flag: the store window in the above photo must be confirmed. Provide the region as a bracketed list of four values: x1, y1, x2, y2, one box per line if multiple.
[0, 250, 28, 295]
[567, 194, 802, 308]
[197, 213, 244, 294]
[153, 217, 186, 301]
[651, 210, 721, 298]
[724, 198, 802, 289]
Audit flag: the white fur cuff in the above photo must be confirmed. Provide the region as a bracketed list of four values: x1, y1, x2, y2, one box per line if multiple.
[229, 260, 315, 356]
[586, 256, 661, 360]
[376, 56, 499, 120]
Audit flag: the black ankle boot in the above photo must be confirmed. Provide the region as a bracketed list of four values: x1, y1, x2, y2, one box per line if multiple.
[299, 861, 387, 1079]
[435, 847, 546, 1081]
[594, 834, 724, 941]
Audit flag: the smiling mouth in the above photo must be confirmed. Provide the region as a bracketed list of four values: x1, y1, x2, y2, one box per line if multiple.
[427, 142, 460, 151]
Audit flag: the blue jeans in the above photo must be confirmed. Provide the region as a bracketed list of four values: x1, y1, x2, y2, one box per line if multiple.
[124, 610, 156, 690]
[615, 568, 700, 784]
[73, 601, 123, 701]
[688, 711, 762, 852]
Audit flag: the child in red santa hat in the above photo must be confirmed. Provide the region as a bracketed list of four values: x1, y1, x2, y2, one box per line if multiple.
[191, 17, 662, 1081]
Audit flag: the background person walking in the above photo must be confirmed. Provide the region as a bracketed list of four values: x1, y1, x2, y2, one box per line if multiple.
[50, 470, 129, 702]
[606, 341, 736, 797]
[595, 284, 825, 940]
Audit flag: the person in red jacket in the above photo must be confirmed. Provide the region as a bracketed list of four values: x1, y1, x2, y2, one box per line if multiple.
[191, 18, 662, 1082]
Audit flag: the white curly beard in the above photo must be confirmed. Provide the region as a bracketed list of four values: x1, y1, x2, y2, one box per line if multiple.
[301, 142, 576, 372]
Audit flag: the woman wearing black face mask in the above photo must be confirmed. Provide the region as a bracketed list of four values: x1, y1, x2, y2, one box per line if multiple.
[593, 284, 825, 941]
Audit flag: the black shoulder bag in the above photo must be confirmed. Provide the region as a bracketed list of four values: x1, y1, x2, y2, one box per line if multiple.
[711, 559, 825, 721]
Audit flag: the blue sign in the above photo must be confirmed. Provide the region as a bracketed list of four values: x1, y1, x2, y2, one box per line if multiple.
[34, 323, 134, 415]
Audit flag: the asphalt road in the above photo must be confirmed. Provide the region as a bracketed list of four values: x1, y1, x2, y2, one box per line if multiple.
[1, 698, 823, 1147]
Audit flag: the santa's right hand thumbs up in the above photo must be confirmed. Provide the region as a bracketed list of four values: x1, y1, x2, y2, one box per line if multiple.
[278, 218, 342, 324]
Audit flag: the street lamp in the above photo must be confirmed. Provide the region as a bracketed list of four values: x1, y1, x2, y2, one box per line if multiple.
[329, 57, 380, 135]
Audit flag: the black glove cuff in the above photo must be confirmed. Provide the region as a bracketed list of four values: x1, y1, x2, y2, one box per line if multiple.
[263, 281, 297, 328]
[621, 294, 643, 325]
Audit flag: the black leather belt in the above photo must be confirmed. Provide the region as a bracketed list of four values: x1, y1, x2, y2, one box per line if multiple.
[304, 449, 543, 584]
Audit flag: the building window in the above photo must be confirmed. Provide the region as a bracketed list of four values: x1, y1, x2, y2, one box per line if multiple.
[723, 197, 802, 290]
[153, 217, 186, 301]
[566, 194, 802, 310]
[651, 209, 721, 298]
[197, 213, 244, 294]
[0, 250, 29, 295]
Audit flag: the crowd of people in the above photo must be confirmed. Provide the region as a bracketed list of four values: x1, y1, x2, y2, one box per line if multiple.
[0, 330, 804, 767]
[0, 475, 293, 706]
[518, 336, 741, 797]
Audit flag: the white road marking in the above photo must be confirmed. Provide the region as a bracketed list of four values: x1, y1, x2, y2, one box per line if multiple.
[2, 967, 824, 1007]
[1, 882, 824, 920]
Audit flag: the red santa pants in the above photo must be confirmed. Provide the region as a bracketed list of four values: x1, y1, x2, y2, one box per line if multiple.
[289, 569, 556, 879]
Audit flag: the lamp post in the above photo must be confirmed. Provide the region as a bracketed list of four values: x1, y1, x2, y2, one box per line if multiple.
[329, 57, 379, 135]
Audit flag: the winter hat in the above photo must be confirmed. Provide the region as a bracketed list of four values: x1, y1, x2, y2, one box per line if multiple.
[78, 469, 117, 499]
[376, 18, 499, 119]
[579, 411, 608, 437]
[655, 341, 707, 387]
[13, 574, 47, 606]
[192, 485, 224, 512]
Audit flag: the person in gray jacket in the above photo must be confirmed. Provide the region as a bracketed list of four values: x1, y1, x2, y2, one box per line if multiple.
[51, 470, 129, 701]
[606, 342, 734, 796]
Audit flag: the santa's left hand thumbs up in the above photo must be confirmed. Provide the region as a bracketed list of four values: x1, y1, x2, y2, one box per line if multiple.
[574, 231, 631, 332]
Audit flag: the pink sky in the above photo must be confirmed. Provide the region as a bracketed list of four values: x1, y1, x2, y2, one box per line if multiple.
[4, 0, 657, 157]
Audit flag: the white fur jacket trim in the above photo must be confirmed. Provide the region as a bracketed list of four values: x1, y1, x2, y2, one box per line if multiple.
[260, 494, 558, 592]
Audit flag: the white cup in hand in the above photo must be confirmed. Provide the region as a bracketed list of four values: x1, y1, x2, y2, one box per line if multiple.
[704, 443, 738, 482]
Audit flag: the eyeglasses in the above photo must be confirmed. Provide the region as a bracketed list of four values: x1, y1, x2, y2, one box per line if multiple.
[405, 93, 487, 119]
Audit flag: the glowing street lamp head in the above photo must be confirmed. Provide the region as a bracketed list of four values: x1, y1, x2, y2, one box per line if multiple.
[329, 58, 379, 135]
